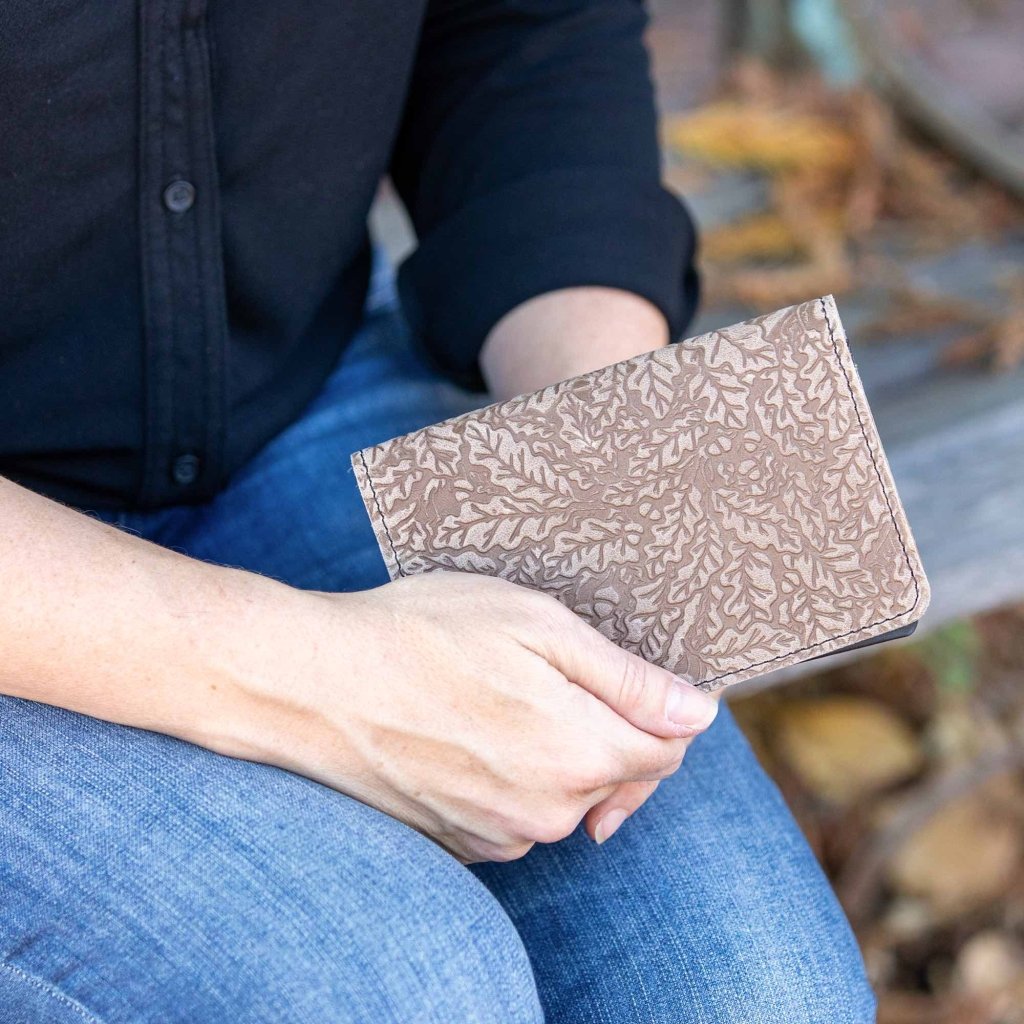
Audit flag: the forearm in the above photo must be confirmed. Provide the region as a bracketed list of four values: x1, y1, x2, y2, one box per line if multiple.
[480, 286, 669, 400]
[0, 476, 309, 752]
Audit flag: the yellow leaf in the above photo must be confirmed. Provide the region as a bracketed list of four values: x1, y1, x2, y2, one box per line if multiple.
[886, 775, 1024, 917]
[664, 102, 857, 174]
[702, 212, 805, 263]
[774, 696, 923, 804]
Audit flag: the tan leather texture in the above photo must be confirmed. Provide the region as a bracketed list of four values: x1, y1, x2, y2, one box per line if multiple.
[352, 296, 930, 690]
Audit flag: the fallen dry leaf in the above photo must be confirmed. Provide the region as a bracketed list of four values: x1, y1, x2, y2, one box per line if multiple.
[936, 275, 1024, 372]
[664, 101, 857, 174]
[940, 329, 1000, 370]
[773, 696, 924, 805]
[700, 211, 808, 263]
[859, 290, 988, 343]
[992, 307, 1024, 371]
[886, 774, 1024, 917]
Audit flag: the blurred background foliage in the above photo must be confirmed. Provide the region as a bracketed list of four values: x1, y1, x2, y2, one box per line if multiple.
[644, 2, 1024, 1019]
[372, 5, 1024, 1015]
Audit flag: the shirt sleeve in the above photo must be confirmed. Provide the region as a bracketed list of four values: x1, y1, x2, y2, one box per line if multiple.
[389, 0, 699, 389]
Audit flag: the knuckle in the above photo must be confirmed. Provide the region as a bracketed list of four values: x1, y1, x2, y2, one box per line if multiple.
[568, 751, 619, 794]
[529, 808, 581, 846]
[516, 590, 572, 644]
[492, 840, 535, 863]
[663, 746, 687, 777]
[632, 739, 685, 780]
[663, 740, 689, 776]
[518, 585, 565, 621]
[616, 656, 651, 714]
[469, 837, 534, 863]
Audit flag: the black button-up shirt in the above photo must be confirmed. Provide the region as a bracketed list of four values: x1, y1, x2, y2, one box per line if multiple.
[1, 0, 697, 510]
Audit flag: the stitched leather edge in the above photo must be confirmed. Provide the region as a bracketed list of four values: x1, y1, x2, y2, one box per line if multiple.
[698, 296, 925, 685]
[354, 297, 928, 685]
[820, 298, 921, 609]
[357, 449, 407, 578]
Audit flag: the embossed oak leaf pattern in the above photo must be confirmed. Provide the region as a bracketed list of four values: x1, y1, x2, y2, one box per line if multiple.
[353, 297, 929, 691]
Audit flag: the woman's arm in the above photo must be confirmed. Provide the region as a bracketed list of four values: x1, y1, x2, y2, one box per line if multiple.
[0, 474, 277, 747]
[0, 475, 716, 860]
[481, 285, 669, 400]
[390, 0, 697, 389]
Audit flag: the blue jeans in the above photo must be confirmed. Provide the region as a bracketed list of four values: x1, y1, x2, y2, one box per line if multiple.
[0, 265, 875, 1023]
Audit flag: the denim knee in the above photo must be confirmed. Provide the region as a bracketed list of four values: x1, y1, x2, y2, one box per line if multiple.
[0, 698, 543, 1024]
[690, 922, 877, 1024]
[1, 870, 543, 1024]
[203, 863, 544, 1024]
[338, 859, 545, 1024]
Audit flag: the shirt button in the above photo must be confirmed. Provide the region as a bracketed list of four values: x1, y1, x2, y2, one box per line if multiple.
[163, 179, 196, 214]
[171, 453, 201, 486]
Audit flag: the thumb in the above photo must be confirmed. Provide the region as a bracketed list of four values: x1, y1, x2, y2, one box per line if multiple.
[547, 614, 718, 739]
[586, 780, 660, 844]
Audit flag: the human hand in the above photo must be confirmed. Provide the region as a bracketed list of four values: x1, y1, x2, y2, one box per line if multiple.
[221, 571, 717, 863]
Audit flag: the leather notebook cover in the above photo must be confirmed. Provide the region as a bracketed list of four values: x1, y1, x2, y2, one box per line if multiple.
[351, 297, 929, 691]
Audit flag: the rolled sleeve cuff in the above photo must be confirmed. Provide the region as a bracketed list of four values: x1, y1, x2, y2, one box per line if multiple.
[396, 167, 699, 390]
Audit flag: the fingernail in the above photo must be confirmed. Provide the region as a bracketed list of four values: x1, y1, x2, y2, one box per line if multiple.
[665, 680, 718, 731]
[595, 808, 629, 845]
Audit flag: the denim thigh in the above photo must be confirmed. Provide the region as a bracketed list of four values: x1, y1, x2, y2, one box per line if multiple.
[20, 274, 875, 1023]
[0, 697, 542, 1024]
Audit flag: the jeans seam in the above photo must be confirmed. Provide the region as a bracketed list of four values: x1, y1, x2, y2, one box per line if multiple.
[0, 960, 107, 1024]
[485, 908, 544, 1024]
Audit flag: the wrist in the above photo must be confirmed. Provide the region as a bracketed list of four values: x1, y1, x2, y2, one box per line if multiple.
[171, 566, 356, 769]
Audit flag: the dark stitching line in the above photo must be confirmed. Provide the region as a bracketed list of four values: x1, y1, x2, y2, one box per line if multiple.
[359, 449, 407, 577]
[820, 297, 921, 608]
[703, 297, 921, 685]
[361, 299, 920, 683]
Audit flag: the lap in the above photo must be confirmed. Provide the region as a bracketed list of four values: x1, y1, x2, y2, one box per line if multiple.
[0, 698, 873, 1024]
[0, 696, 541, 1024]
[473, 707, 875, 1023]
[53, 279, 873, 1022]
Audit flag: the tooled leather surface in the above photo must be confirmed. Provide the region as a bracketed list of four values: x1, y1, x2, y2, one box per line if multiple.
[353, 297, 929, 690]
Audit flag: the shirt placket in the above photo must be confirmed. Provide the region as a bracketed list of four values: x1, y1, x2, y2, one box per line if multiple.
[138, 0, 227, 507]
